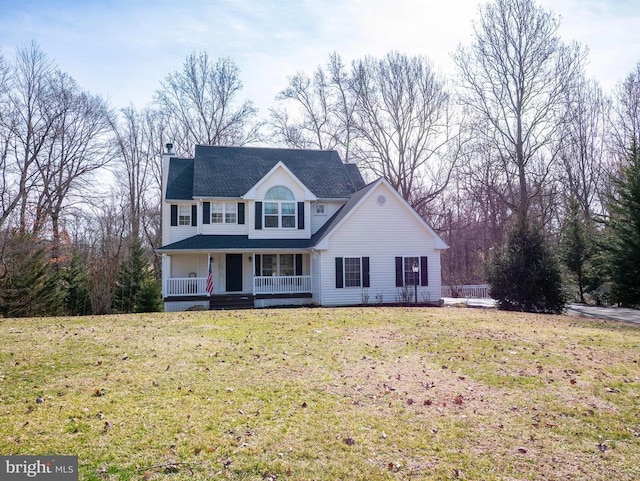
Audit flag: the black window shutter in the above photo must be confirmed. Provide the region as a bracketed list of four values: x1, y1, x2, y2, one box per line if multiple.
[297, 202, 305, 229]
[363, 257, 370, 288]
[170, 205, 178, 226]
[335, 257, 344, 288]
[395, 257, 404, 287]
[420, 256, 428, 286]
[295, 254, 303, 276]
[255, 255, 261, 276]
[238, 203, 245, 225]
[255, 202, 262, 230]
[203, 202, 210, 224]
[191, 205, 197, 226]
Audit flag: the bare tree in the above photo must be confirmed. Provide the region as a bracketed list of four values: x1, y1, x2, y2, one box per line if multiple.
[273, 52, 458, 208]
[111, 105, 165, 242]
[558, 77, 611, 220]
[155, 52, 261, 154]
[612, 62, 640, 158]
[350, 52, 458, 208]
[0, 43, 63, 231]
[269, 53, 358, 162]
[35, 71, 115, 257]
[454, 0, 585, 223]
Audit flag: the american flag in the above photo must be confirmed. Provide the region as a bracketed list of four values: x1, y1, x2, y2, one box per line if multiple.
[206, 259, 214, 295]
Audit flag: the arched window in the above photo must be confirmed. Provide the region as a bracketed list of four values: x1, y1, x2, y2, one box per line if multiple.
[265, 186, 295, 200]
[264, 186, 296, 228]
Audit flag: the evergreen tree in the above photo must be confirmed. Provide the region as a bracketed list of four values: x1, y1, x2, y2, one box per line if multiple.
[604, 140, 640, 307]
[63, 249, 92, 316]
[560, 197, 598, 303]
[113, 240, 148, 313]
[487, 219, 566, 313]
[134, 275, 162, 313]
[0, 232, 63, 317]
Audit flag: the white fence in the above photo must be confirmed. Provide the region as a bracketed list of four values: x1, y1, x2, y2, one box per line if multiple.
[441, 284, 491, 299]
[254, 275, 312, 295]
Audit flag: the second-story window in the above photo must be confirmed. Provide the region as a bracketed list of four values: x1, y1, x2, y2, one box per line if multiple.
[178, 205, 191, 226]
[264, 186, 296, 229]
[211, 202, 237, 224]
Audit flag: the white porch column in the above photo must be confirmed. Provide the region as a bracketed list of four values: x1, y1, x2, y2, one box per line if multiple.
[162, 254, 171, 296]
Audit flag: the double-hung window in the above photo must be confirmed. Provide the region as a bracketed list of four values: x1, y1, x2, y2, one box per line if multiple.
[395, 256, 428, 287]
[211, 202, 237, 224]
[264, 186, 296, 229]
[403, 256, 420, 286]
[344, 257, 362, 287]
[258, 254, 296, 276]
[335, 257, 370, 288]
[178, 205, 191, 226]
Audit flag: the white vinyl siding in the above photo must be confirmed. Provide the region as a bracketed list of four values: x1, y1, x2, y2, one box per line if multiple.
[317, 182, 443, 306]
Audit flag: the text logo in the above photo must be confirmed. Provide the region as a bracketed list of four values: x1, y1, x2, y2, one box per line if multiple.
[0, 457, 78, 480]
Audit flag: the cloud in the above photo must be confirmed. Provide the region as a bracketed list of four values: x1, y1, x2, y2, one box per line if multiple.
[0, 0, 638, 115]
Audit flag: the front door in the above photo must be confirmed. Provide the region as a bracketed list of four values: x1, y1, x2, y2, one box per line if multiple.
[225, 254, 243, 292]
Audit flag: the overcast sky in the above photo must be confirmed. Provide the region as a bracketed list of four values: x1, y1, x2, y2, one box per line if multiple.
[1, 0, 639, 116]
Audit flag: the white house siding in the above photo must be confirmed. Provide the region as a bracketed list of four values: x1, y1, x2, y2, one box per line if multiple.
[310, 201, 345, 235]
[199, 200, 250, 236]
[318, 182, 443, 306]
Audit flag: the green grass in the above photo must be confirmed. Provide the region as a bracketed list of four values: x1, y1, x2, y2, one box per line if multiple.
[1, 307, 639, 480]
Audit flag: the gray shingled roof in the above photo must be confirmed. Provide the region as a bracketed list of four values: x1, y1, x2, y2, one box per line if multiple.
[344, 162, 366, 190]
[157, 235, 313, 252]
[310, 179, 380, 245]
[165, 158, 194, 200]
[165, 145, 364, 200]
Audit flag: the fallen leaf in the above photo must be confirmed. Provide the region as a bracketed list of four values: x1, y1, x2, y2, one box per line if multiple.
[517, 447, 527, 454]
[344, 437, 355, 446]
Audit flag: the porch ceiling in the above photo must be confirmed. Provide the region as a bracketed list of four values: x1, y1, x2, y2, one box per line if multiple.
[157, 234, 313, 253]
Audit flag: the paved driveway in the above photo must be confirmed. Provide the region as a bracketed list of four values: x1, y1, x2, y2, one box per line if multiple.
[565, 304, 640, 325]
[443, 297, 640, 325]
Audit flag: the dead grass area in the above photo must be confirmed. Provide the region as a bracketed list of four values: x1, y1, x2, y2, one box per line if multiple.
[0, 307, 639, 480]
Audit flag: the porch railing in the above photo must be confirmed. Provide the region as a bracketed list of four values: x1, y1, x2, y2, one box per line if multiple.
[166, 277, 208, 296]
[441, 284, 490, 299]
[254, 275, 312, 295]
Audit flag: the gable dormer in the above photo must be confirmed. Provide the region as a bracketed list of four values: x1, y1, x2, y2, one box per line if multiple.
[245, 161, 316, 240]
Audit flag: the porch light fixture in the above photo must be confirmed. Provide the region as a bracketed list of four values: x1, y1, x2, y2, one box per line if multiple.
[412, 262, 419, 305]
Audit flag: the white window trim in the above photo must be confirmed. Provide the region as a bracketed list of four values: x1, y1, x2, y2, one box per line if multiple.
[263, 201, 297, 229]
[259, 254, 296, 276]
[211, 202, 237, 224]
[178, 205, 191, 226]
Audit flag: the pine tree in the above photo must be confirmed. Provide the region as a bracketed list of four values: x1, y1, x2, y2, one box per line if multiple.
[113, 240, 148, 313]
[134, 275, 162, 313]
[605, 140, 640, 307]
[0, 232, 63, 317]
[63, 249, 92, 316]
[560, 197, 598, 303]
[487, 219, 566, 313]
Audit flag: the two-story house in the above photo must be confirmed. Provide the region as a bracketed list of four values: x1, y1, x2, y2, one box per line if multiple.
[157, 144, 448, 311]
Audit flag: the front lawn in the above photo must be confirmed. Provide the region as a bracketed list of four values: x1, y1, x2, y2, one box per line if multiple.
[1, 307, 639, 480]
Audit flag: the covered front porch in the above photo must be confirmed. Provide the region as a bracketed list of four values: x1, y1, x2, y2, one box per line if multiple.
[161, 250, 313, 310]
[164, 274, 312, 296]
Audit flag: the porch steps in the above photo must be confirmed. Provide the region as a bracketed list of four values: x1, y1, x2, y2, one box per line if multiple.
[209, 294, 255, 310]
